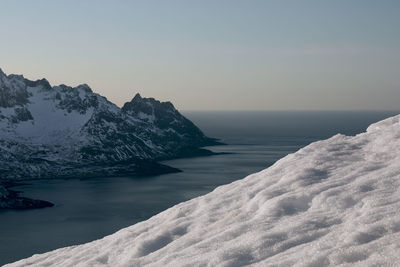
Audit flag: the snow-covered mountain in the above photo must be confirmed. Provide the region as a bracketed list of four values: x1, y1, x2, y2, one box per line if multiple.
[8, 114, 400, 266]
[0, 68, 218, 183]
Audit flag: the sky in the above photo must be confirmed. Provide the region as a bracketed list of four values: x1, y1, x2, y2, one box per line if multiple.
[1, 0, 399, 110]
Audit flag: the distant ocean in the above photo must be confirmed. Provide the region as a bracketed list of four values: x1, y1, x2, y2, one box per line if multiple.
[0, 110, 398, 265]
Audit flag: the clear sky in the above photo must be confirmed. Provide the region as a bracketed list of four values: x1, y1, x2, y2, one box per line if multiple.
[1, 0, 399, 110]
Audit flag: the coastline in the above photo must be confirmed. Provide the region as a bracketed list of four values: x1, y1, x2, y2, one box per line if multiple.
[0, 146, 223, 210]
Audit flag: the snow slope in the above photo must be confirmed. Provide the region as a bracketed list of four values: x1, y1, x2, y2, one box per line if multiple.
[7, 115, 400, 266]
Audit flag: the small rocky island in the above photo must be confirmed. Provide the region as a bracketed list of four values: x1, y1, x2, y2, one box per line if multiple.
[0, 185, 53, 209]
[0, 68, 220, 209]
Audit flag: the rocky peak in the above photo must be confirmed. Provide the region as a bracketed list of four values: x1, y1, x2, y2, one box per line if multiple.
[132, 92, 142, 101]
[0, 69, 7, 86]
[121, 92, 211, 149]
[24, 78, 52, 90]
[122, 93, 176, 117]
[0, 70, 30, 108]
[76, 84, 92, 93]
[0, 69, 220, 183]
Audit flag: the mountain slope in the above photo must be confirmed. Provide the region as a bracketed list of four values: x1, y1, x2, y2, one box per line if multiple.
[0, 68, 219, 182]
[8, 114, 400, 266]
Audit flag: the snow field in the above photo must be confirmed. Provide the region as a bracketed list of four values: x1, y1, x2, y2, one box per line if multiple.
[7, 115, 400, 267]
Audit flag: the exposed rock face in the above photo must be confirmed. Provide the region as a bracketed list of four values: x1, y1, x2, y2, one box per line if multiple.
[122, 93, 218, 159]
[0, 68, 219, 183]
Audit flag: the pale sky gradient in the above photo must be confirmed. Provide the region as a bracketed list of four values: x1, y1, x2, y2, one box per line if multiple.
[1, 0, 399, 110]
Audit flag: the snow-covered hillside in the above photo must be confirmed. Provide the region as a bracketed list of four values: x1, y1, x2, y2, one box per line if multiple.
[0, 68, 218, 182]
[8, 115, 400, 266]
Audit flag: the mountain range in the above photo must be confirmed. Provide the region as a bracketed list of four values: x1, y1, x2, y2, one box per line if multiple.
[0, 68, 220, 208]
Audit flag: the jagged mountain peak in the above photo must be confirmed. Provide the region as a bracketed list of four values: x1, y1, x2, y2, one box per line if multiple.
[132, 92, 142, 101]
[8, 74, 24, 80]
[76, 83, 92, 93]
[0, 71, 30, 108]
[128, 92, 173, 106]
[0, 68, 219, 181]
[0, 69, 28, 82]
[122, 93, 176, 116]
[24, 77, 52, 90]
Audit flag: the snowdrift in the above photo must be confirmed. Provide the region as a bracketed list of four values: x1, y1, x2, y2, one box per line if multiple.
[7, 115, 400, 266]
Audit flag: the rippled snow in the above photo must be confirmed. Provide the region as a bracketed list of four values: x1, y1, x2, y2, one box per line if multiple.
[7, 115, 400, 266]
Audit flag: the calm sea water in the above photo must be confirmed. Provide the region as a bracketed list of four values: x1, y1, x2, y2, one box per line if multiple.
[0, 111, 398, 265]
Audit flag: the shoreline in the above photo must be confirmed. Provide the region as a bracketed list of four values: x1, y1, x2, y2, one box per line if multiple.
[0, 146, 225, 210]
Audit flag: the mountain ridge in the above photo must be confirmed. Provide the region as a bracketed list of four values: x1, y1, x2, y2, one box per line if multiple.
[0, 68, 220, 208]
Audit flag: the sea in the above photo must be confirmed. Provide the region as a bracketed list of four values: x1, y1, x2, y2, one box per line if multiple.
[0, 110, 398, 265]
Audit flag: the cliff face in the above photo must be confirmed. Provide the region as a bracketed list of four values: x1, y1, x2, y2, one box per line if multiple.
[0, 68, 219, 181]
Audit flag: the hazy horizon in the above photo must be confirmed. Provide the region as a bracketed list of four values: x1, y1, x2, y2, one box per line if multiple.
[1, 0, 399, 111]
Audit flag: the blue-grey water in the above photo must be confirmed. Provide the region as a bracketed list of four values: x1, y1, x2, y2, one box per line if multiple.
[0, 111, 398, 265]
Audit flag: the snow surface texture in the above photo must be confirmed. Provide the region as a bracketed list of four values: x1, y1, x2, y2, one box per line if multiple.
[7, 116, 400, 266]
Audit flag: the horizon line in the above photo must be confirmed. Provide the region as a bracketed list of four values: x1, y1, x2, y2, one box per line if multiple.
[181, 109, 400, 112]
